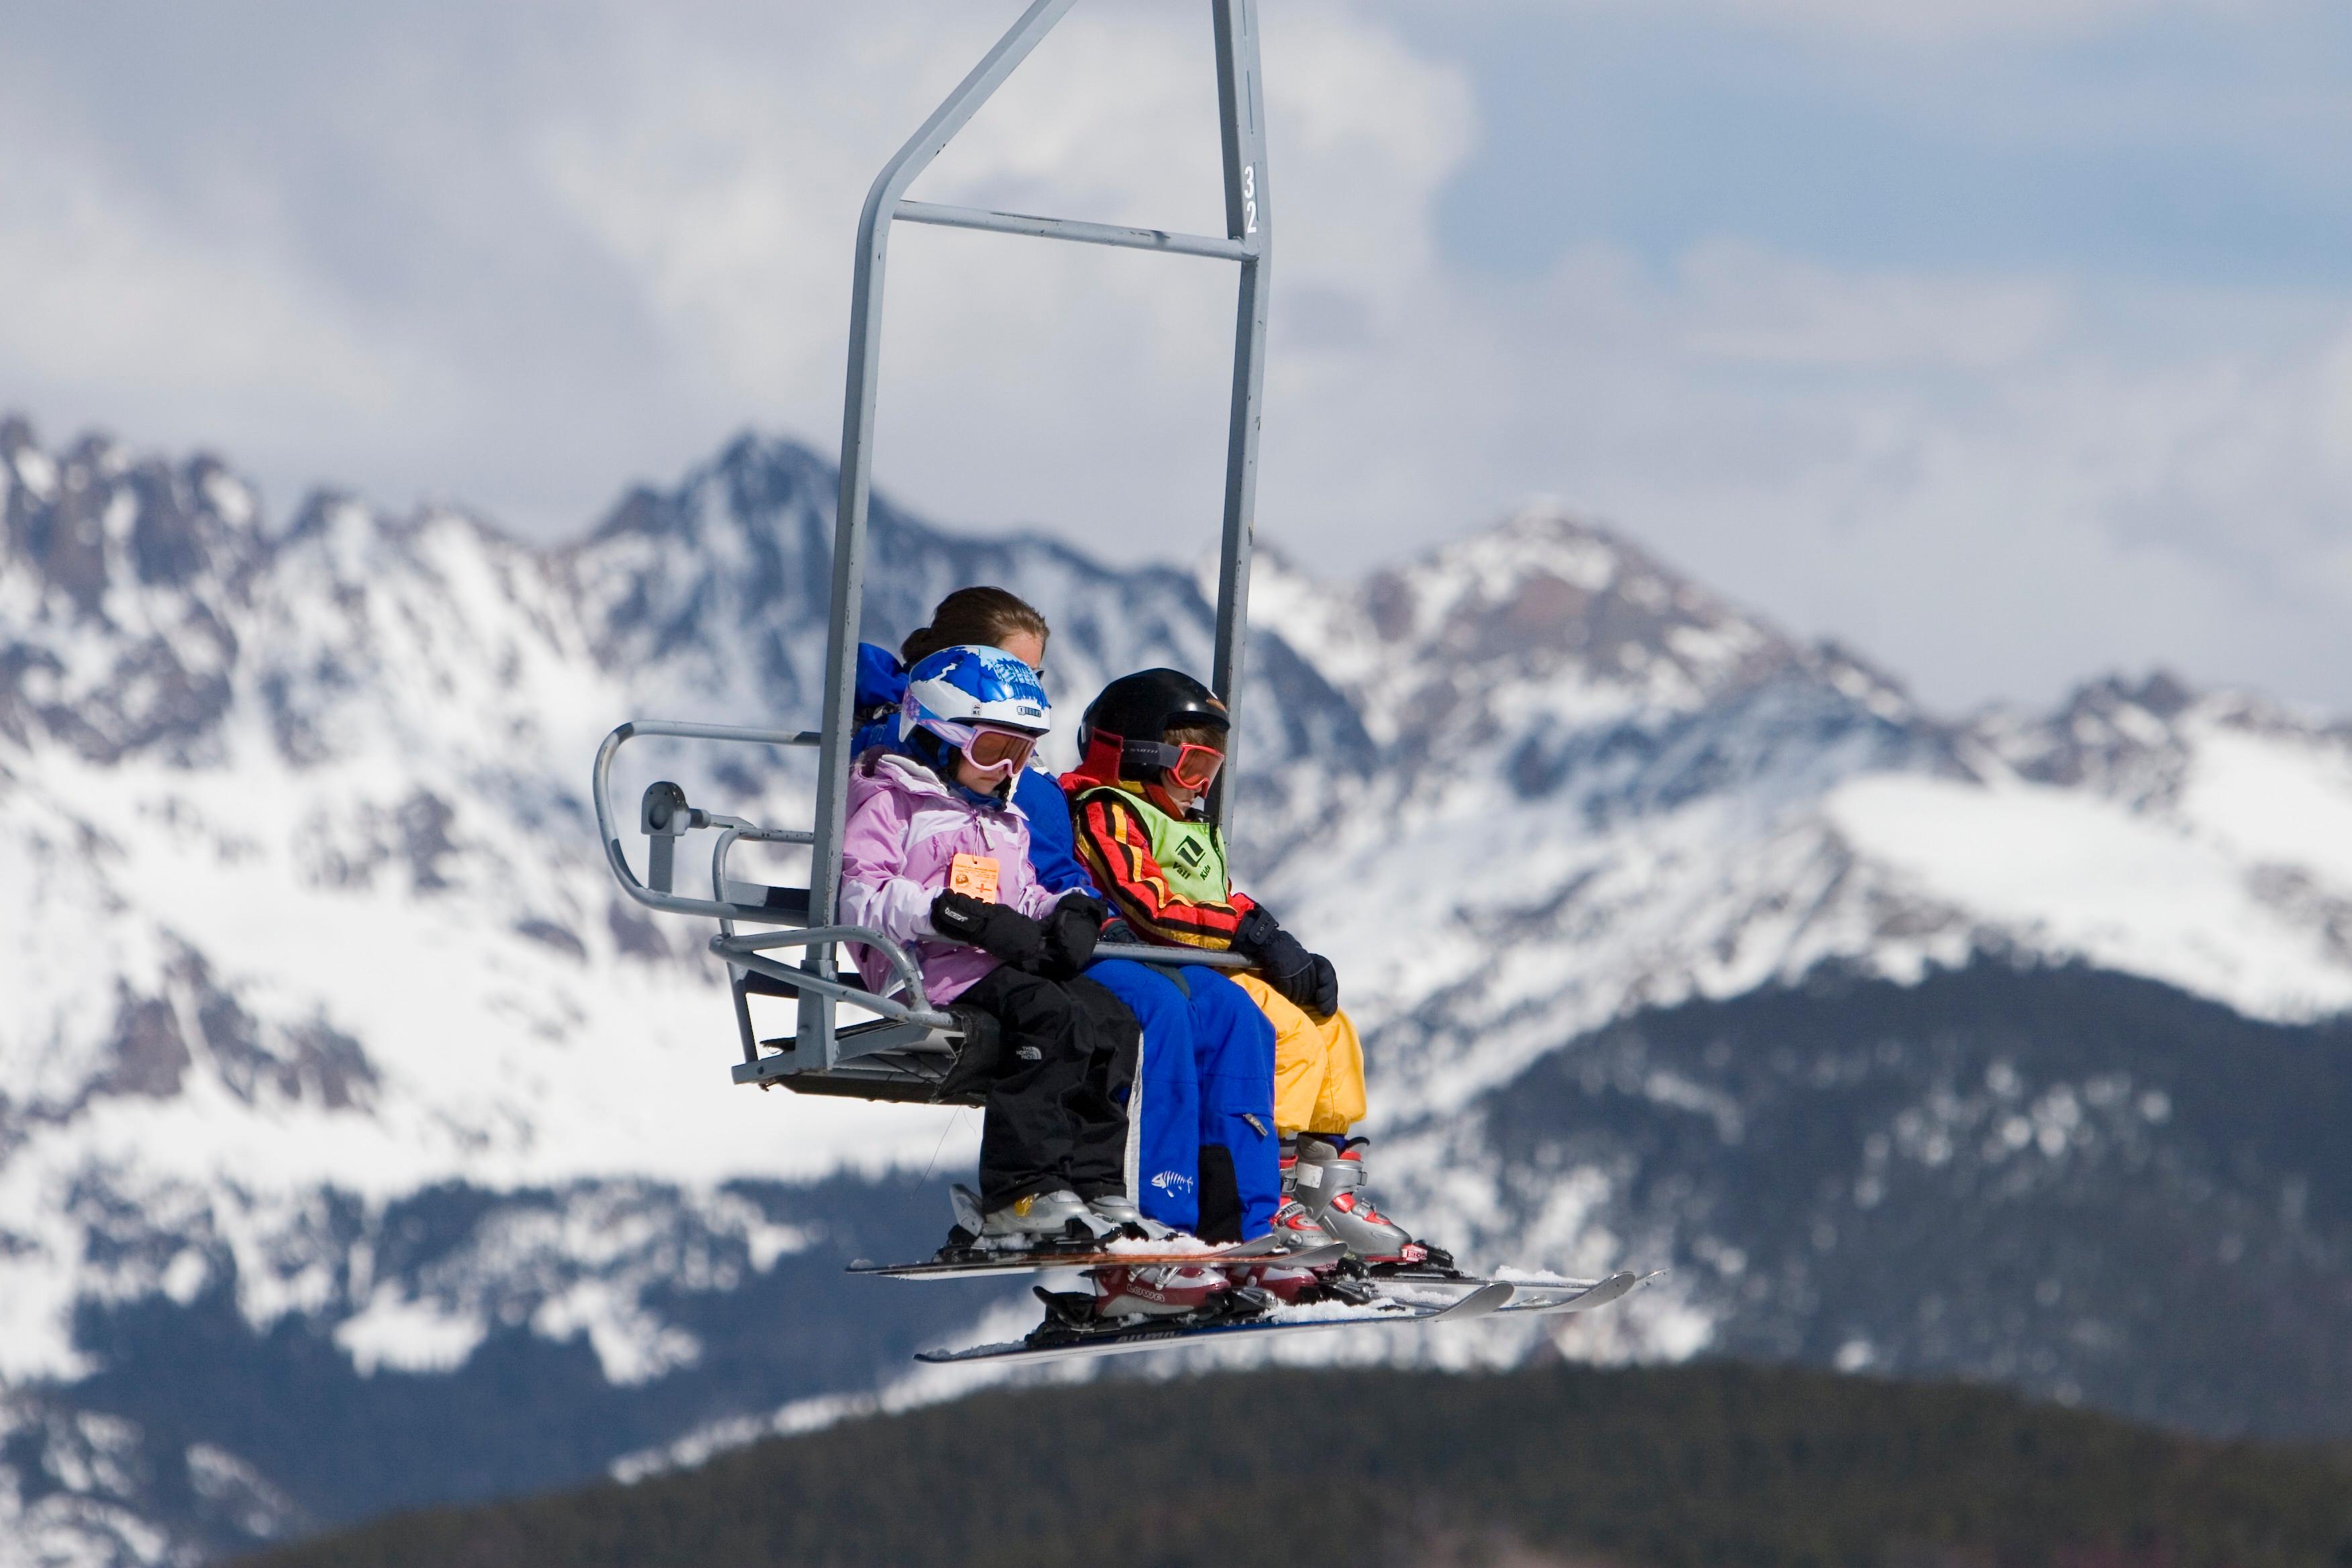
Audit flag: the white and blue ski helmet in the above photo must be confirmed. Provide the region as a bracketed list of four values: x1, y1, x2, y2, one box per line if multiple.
[900, 643, 1052, 748]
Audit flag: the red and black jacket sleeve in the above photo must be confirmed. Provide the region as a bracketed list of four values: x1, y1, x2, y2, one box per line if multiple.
[1069, 788, 1256, 950]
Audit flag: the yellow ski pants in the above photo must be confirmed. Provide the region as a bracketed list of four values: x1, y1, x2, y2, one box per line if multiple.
[1228, 973, 1366, 1137]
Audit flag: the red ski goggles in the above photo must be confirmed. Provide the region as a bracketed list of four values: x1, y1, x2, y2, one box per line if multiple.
[1122, 740, 1224, 792]
[1166, 742, 1225, 793]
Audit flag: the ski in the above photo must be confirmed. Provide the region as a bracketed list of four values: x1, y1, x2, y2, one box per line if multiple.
[1490, 1268, 1649, 1316]
[914, 1281, 1516, 1366]
[1348, 1265, 1653, 1317]
[1422, 1278, 1518, 1322]
[848, 1233, 1340, 1280]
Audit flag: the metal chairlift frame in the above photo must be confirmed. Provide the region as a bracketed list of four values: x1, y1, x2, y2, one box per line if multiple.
[593, 0, 1268, 1102]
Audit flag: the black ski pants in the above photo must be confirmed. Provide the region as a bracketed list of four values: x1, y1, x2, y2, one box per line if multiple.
[958, 965, 1138, 1210]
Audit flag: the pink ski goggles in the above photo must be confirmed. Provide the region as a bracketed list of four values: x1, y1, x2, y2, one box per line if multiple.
[916, 715, 1042, 780]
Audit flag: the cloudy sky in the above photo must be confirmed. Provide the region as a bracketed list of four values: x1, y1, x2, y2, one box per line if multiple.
[4, 0, 2349, 712]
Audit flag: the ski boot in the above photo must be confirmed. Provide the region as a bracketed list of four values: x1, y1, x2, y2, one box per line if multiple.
[1289, 1136, 1455, 1272]
[1079, 1190, 1174, 1241]
[1265, 1148, 1339, 1253]
[1088, 1263, 1255, 1320]
[1265, 1196, 1336, 1253]
[1026, 1270, 1271, 1349]
[940, 1185, 1119, 1261]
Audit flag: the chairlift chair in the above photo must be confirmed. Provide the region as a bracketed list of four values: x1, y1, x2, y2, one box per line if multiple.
[592, 0, 1270, 1104]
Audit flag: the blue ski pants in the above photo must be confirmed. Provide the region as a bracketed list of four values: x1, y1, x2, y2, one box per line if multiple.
[1084, 960, 1279, 1240]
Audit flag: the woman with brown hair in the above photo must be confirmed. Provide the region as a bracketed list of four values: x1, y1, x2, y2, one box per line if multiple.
[897, 586, 1049, 673]
[851, 587, 1291, 1246]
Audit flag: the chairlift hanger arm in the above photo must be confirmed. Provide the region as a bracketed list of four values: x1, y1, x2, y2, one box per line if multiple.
[804, 0, 1273, 1069]
[591, 4, 1275, 1098]
[1208, 0, 1270, 825]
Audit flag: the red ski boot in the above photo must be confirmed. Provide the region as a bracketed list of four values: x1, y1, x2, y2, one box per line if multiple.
[1291, 1136, 1455, 1271]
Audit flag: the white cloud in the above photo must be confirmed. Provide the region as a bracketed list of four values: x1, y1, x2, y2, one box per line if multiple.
[1417, 0, 2269, 47]
[1717, 0, 2239, 46]
[1489, 260, 2352, 709]
[0, 79, 402, 411]
[1673, 244, 2067, 371]
[0, 1, 2347, 714]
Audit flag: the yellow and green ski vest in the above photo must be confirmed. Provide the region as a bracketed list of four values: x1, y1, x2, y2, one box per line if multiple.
[1080, 784, 1230, 905]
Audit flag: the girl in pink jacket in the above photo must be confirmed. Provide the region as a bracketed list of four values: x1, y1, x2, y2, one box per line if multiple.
[838, 645, 1132, 1246]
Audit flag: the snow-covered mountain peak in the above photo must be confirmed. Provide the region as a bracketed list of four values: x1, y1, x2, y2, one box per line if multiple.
[568, 432, 843, 717]
[1966, 670, 2352, 822]
[3, 418, 260, 597]
[1969, 671, 2200, 800]
[1260, 505, 1918, 760]
[1, 417, 267, 769]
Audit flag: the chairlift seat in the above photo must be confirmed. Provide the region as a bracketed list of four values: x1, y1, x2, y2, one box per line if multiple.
[734, 1018, 981, 1107]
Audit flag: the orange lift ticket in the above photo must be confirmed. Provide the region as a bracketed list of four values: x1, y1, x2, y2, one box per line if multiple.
[948, 853, 1001, 902]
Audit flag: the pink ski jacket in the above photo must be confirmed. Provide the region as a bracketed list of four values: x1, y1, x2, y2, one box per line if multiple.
[838, 750, 1071, 1004]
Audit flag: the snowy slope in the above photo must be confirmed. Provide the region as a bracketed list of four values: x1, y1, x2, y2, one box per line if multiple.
[7, 415, 2352, 1561]
[1251, 511, 2352, 1114]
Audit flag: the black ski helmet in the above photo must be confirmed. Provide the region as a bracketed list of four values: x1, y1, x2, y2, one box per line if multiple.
[1077, 668, 1228, 784]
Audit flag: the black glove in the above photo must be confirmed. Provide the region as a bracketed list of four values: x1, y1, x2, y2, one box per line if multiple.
[1039, 895, 1107, 979]
[930, 890, 1046, 967]
[1267, 947, 1338, 1018]
[1230, 905, 1293, 966]
[1233, 905, 1338, 1017]
[1299, 952, 1339, 1019]
[1097, 916, 1138, 947]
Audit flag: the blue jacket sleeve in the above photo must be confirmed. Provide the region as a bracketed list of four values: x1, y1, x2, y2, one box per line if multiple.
[1016, 768, 1100, 898]
[852, 643, 908, 756]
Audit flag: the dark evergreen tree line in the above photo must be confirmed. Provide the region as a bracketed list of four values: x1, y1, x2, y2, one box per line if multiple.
[241, 1361, 2352, 1568]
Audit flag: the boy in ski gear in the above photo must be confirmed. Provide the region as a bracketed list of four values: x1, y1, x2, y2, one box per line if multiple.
[1065, 669, 1442, 1267]
[839, 644, 1132, 1240]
